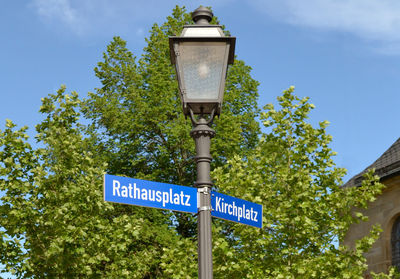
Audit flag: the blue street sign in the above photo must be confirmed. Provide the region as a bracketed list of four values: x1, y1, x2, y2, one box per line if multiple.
[104, 174, 197, 214]
[211, 191, 263, 228]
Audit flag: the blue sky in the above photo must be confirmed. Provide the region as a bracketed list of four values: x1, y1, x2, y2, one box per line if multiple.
[1, 0, 400, 276]
[2, 0, 400, 182]
[2, 0, 400, 179]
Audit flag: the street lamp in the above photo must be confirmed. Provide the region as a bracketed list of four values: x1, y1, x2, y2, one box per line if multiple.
[169, 6, 235, 117]
[169, 6, 235, 279]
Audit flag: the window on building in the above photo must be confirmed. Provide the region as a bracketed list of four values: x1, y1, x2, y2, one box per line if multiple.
[392, 216, 400, 269]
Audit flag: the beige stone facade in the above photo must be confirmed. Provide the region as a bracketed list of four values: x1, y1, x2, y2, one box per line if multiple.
[343, 137, 400, 274]
[343, 175, 400, 274]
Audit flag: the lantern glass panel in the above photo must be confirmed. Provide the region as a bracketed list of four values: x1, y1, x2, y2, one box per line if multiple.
[179, 41, 227, 100]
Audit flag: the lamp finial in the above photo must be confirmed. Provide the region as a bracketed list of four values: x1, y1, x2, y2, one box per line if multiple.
[192, 6, 213, 25]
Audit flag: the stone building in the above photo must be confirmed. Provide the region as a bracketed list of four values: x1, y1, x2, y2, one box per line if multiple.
[343, 137, 400, 274]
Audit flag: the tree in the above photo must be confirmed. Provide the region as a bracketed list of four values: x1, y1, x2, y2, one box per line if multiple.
[1, 5, 260, 278]
[0, 88, 184, 278]
[159, 87, 395, 278]
[0, 6, 394, 279]
[81, 6, 260, 238]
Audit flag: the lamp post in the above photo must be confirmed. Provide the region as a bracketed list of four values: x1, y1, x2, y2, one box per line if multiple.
[169, 6, 235, 279]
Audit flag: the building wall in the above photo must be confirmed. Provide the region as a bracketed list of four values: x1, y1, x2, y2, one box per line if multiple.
[343, 175, 400, 274]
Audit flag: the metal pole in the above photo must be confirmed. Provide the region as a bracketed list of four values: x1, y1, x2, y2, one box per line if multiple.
[190, 116, 215, 279]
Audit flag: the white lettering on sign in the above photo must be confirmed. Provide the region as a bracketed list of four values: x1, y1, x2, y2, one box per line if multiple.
[215, 196, 258, 222]
[112, 180, 191, 208]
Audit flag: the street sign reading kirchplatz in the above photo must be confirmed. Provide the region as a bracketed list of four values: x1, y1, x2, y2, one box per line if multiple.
[211, 191, 263, 228]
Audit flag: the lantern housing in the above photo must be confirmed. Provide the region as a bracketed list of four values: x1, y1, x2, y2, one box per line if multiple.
[169, 6, 235, 116]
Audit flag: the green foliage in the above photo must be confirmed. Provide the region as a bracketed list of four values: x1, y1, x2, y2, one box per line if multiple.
[1, 5, 260, 278]
[0, 5, 393, 279]
[212, 87, 390, 278]
[82, 6, 259, 185]
[158, 87, 393, 278]
[81, 5, 260, 237]
[0, 87, 183, 277]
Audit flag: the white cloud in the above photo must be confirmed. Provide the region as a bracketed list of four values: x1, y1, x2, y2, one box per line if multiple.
[29, 0, 236, 38]
[30, 0, 147, 37]
[251, 0, 400, 50]
[32, 0, 86, 35]
[29, 0, 180, 38]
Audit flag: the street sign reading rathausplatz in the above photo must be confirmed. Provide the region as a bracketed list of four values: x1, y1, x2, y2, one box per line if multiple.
[104, 174, 198, 213]
[104, 174, 262, 228]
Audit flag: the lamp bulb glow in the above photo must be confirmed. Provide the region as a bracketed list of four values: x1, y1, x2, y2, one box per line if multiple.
[198, 63, 210, 79]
